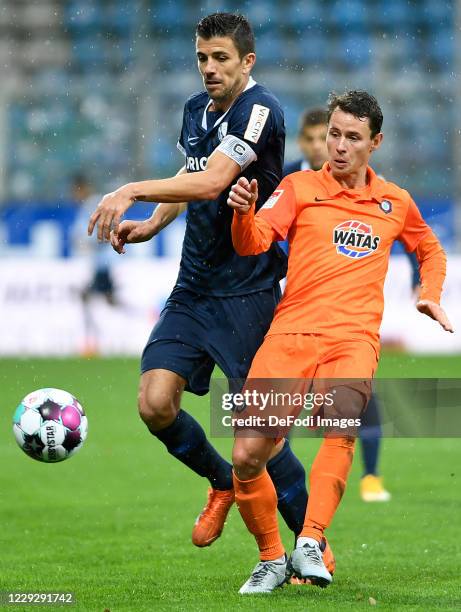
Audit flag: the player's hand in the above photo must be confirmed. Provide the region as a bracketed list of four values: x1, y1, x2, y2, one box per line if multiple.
[416, 299, 454, 333]
[227, 177, 258, 215]
[88, 185, 136, 242]
[110, 220, 157, 254]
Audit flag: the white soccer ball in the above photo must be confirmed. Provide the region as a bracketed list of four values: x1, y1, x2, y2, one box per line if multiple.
[13, 388, 88, 463]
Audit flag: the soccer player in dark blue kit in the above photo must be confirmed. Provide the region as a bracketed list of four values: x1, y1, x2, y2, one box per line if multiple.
[88, 13, 333, 564]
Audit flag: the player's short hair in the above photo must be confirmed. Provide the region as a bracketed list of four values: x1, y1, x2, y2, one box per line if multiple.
[299, 108, 328, 134]
[327, 90, 383, 138]
[196, 12, 255, 58]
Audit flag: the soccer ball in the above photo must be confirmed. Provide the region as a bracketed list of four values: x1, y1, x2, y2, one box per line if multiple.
[13, 388, 88, 463]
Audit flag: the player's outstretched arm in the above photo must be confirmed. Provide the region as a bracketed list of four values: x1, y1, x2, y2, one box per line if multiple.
[110, 203, 187, 254]
[414, 231, 453, 333]
[88, 152, 242, 241]
[110, 167, 188, 254]
[229, 177, 279, 256]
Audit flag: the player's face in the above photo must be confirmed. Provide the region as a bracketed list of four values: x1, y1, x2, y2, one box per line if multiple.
[298, 123, 328, 171]
[196, 36, 255, 108]
[327, 108, 382, 177]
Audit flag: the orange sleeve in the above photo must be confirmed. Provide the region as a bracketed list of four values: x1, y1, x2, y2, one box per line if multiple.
[231, 205, 279, 255]
[232, 175, 298, 255]
[415, 230, 447, 304]
[257, 175, 297, 239]
[398, 197, 432, 252]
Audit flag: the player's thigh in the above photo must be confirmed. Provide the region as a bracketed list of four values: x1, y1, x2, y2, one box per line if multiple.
[241, 335, 319, 427]
[138, 368, 186, 429]
[141, 290, 215, 396]
[315, 339, 378, 422]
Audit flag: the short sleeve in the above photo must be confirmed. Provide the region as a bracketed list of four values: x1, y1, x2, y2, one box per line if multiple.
[398, 196, 432, 252]
[231, 101, 275, 154]
[256, 175, 297, 241]
[220, 94, 279, 149]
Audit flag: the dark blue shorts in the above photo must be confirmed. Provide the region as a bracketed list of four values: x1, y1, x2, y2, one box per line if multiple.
[141, 285, 281, 395]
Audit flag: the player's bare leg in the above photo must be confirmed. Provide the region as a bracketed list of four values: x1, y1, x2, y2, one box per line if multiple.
[138, 368, 185, 431]
[138, 369, 235, 546]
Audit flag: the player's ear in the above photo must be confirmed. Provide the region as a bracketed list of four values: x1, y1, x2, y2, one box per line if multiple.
[370, 132, 383, 152]
[242, 52, 256, 74]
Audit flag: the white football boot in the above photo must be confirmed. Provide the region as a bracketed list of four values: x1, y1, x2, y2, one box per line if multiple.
[239, 555, 287, 594]
[288, 538, 333, 588]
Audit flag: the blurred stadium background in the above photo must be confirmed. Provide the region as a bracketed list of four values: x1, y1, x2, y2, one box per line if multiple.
[0, 0, 459, 355]
[1, 3, 461, 610]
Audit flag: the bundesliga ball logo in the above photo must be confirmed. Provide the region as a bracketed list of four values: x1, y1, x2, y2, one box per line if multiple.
[333, 220, 380, 259]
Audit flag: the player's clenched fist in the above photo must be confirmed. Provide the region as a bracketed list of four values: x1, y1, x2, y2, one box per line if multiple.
[87, 185, 136, 242]
[227, 177, 259, 215]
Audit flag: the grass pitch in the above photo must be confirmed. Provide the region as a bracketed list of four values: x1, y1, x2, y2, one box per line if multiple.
[1, 352, 460, 611]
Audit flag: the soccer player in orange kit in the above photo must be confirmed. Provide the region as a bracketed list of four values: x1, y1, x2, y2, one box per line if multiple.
[226, 90, 453, 594]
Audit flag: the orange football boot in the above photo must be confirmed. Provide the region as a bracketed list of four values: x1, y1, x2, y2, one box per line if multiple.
[289, 537, 335, 585]
[192, 487, 235, 547]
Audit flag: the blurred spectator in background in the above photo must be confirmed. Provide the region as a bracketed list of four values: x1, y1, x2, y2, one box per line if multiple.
[71, 174, 118, 355]
[284, 108, 328, 174]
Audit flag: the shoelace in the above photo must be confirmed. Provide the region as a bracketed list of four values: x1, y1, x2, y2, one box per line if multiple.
[248, 562, 280, 586]
[301, 544, 323, 566]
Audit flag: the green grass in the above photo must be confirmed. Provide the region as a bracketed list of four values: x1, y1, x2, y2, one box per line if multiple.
[1, 353, 460, 611]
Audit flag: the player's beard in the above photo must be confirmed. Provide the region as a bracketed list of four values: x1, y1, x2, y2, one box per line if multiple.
[210, 86, 233, 104]
[209, 79, 244, 107]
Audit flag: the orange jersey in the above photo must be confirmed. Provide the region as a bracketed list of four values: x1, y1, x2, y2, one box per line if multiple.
[232, 163, 446, 351]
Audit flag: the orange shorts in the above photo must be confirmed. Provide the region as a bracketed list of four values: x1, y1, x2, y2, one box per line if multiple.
[237, 334, 378, 440]
[247, 333, 378, 380]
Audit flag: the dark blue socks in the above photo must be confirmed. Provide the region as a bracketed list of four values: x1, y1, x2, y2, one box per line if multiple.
[153, 409, 233, 490]
[154, 412, 308, 536]
[266, 439, 308, 536]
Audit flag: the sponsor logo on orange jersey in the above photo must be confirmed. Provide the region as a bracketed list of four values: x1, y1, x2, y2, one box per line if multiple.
[333, 220, 380, 259]
[261, 189, 284, 210]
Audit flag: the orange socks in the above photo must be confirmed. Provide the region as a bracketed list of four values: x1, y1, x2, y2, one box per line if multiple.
[234, 438, 355, 556]
[301, 436, 356, 542]
[233, 469, 285, 560]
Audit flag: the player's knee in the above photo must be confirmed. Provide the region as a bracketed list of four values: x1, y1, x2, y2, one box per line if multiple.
[232, 445, 267, 480]
[138, 382, 178, 431]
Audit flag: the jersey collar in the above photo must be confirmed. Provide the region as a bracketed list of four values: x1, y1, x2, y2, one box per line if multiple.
[319, 162, 385, 201]
[201, 76, 257, 131]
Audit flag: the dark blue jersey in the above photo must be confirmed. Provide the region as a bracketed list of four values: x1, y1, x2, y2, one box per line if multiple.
[175, 78, 287, 296]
